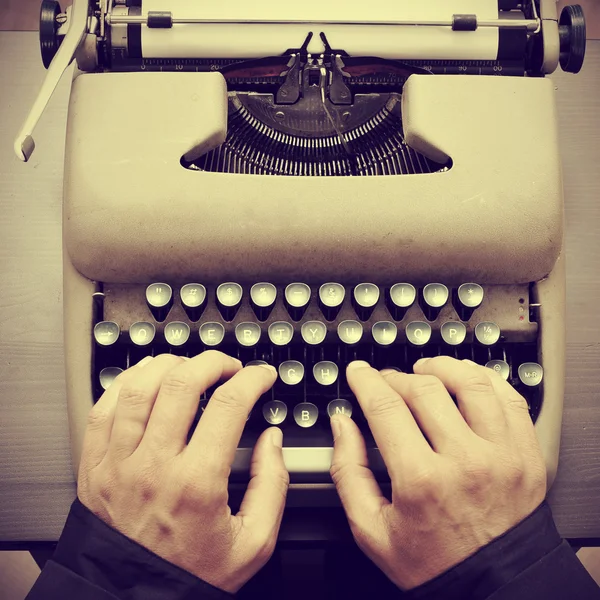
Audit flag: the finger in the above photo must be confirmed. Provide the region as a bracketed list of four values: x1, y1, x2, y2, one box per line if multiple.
[413, 357, 508, 442]
[480, 364, 539, 453]
[80, 356, 153, 472]
[329, 414, 390, 530]
[142, 351, 243, 455]
[237, 428, 289, 542]
[346, 361, 433, 471]
[108, 354, 184, 460]
[379, 369, 475, 454]
[185, 365, 277, 477]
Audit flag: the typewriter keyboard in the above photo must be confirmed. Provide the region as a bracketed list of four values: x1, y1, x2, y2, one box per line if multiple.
[93, 282, 544, 454]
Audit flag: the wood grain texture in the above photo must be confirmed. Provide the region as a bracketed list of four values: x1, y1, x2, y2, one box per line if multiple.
[0, 32, 599, 541]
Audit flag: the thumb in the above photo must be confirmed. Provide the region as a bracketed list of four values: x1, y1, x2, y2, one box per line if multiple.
[330, 415, 390, 528]
[237, 427, 289, 544]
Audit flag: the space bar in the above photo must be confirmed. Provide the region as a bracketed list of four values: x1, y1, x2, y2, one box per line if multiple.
[230, 447, 388, 483]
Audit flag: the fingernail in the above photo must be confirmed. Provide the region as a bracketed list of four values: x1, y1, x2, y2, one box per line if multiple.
[331, 416, 342, 441]
[414, 358, 430, 368]
[347, 360, 371, 370]
[381, 368, 402, 376]
[271, 427, 283, 448]
[137, 356, 154, 368]
[259, 364, 277, 375]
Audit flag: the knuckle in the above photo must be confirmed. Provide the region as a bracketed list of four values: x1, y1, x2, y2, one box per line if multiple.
[505, 393, 531, 414]
[398, 465, 440, 502]
[406, 375, 445, 401]
[160, 370, 196, 396]
[118, 384, 150, 408]
[210, 385, 247, 413]
[367, 393, 400, 418]
[87, 405, 111, 428]
[460, 373, 494, 395]
[135, 469, 159, 501]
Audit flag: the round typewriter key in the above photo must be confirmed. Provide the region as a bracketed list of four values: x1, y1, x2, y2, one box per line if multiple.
[268, 321, 294, 346]
[353, 283, 380, 308]
[301, 320, 327, 345]
[406, 321, 432, 346]
[146, 283, 173, 322]
[327, 399, 353, 418]
[457, 283, 484, 309]
[293, 402, 319, 428]
[164, 321, 190, 346]
[251, 283, 277, 308]
[99, 367, 123, 390]
[319, 283, 345, 308]
[518, 362, 544, 387]
[217, 283, 243, 307]
[486, 359, 510, 381]
[475, 322, 501, 346]
[338, 320, 363, 345]
[235, 322, 261, 347]
[285, 283, 311, 308]
[279, 360, 304, 385]
[129, 321, 156, 346]
[263, 400, 288, 425]
[246, 360, 269, 366]
[441, 321, 467, 346]
[313, 361, 339, 386]
[389, 283, 417, 309]
[199, 322, 225, 346]
[423, 283, 449, 308]
[372, 321, 398, 346]
[181, 283, 207, 308]
[94, 321, 120, 346]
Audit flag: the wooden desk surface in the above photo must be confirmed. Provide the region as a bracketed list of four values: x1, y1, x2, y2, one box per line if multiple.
[0, 32, 599, 542]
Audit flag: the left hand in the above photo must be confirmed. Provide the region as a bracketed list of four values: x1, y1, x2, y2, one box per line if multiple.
[77, 351, 288, 593]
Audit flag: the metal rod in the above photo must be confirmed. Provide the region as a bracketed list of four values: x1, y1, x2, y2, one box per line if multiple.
[106, 14, 539, 32]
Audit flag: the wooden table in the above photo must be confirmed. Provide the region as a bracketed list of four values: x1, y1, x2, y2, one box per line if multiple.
[1, 32, 599, 543]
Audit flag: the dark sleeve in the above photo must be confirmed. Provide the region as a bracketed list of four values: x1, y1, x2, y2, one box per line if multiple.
[403, 502, 600, 600]
[26, 498, 235, 600]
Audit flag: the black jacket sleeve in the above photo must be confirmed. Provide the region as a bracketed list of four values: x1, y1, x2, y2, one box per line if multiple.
[403, 502, 600, 600]
[26, 498, 234, 600]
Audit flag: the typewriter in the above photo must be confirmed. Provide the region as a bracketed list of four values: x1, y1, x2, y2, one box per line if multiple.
[16, 0, 586, 499]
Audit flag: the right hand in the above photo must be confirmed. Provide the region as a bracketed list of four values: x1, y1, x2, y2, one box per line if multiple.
[330, 357, 547, 591]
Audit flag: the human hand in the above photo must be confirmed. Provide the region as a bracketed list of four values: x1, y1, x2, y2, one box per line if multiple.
[77, 351, 288, 593]
[330, 357, 547, 590]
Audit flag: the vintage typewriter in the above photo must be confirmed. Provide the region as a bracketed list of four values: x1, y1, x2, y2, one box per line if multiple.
[16, 0, 586, 500]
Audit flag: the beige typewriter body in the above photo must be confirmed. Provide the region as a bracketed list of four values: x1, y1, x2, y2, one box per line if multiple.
[16, 0, 584, 496]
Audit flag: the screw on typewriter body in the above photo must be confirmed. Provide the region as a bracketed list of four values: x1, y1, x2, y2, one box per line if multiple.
[319, 283, 345, 321]
[146, 283, 173, 322]
[420, 283, 449, 321]
[386, 283, 416, 321]
[352, 283, 380, 321]
[180, 284, 207, 322]
[250, 283, 277, 321]
[216, 282, 243, 321]
[455, 283, 484, 321]
[285, 283, 311, 321]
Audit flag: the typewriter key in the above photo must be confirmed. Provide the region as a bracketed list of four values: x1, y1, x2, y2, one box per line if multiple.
[251, 282, 277, 321]
[94, 321, 120, 346]
[235, 322, 261, 347]
[293, 402, 319, 428]
[279, 361, 304, 385]
[99, 367, 123, 391]
[164, 322, 190, 347]
[199, 322, 225, 347]
[338, 320, 363, 345]
[216, 283, 243, 321]
[180, 284, 207, 321]
[518, 363, 544, 387]
[319, 283, 345, 321]
[129, 321, 156, 346]
[263, 401, 288, 425]
[327, 399, 353, 418]
[353, 283, 380, 321]
[301, 321, 327, 345]
[387, 283, 416, 320]
[146, 283, 173, 322]
[285, 283, 311, 321]
[268, 321, 294, 346]
[421, 283, 449, 321]
[456, 283, 484, 321]
[441, 321, 467, 346]
[372, 321, 398, 346]
[313, 361, 339, 386]
[475, 322, 501, 346]
[486, 359, 510, 381]
[406, 321, 432, 346]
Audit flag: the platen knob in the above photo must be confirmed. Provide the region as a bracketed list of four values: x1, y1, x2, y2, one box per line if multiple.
[40, 0, 62, 69]
[559, 5, 587, 74]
